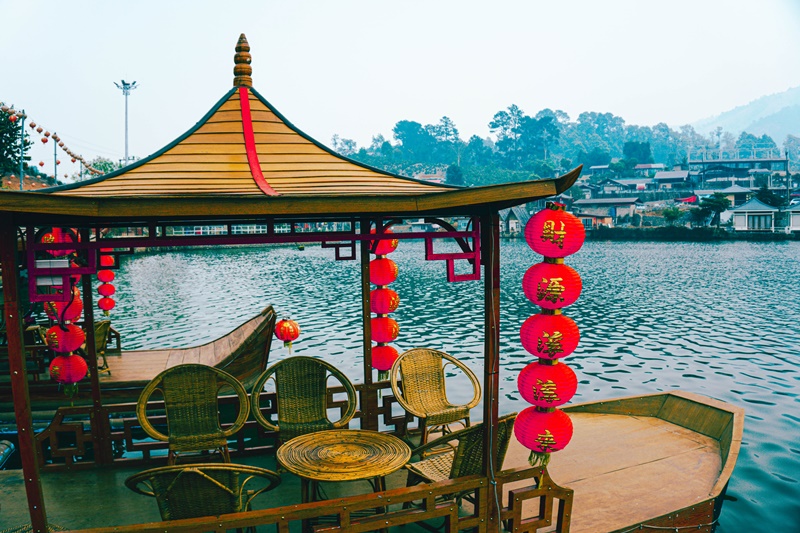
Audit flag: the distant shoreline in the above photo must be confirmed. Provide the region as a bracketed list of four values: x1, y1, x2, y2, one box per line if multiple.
[585, 226, 799, 242]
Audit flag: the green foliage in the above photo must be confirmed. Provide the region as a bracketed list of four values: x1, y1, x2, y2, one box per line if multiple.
[661, 207, 682, 225]
[445, 165, 464, 186]
[699, 193, 731, 227]
[0, 104, 31, 175]
[623, 141, 653, 164]
[86, 157, 122, 176]
[755, 184, 785, 207]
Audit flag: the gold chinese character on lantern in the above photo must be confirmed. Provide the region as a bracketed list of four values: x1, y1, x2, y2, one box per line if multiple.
[541, 220, 567, 248]
[537, 330, 564, 356]
[533, 378, 560, 404]
[537, 277, 565, 303]
[535, 429, 557, 452]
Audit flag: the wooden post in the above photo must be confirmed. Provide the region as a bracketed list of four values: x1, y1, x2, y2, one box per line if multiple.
[481, 211, 501, 525]
[359, 218, 378, 431]
[80, 234, 113, 464]
[0, 217, 48, 531]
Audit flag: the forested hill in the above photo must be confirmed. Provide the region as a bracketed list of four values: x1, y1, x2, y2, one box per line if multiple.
[331, 104, 800, 188]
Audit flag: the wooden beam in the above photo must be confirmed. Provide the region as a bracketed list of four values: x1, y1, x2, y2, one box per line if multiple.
[359, 219, 378, 431]
[0, 216, 48, 532]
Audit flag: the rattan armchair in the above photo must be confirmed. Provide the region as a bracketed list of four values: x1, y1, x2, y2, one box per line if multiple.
[136, 364, 250, 465]
[405, 412, 517, 505]
[251, 356, 357, 442]
[390, 348, 482, 445]
[125, 463, 281, 521]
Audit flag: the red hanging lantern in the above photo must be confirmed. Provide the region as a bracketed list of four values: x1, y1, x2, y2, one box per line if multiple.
[371, 317, 399, 343]
[49, 354, 88, 384]
[370, 258, 398, 286]
[38, 161, 45, 167]
[41, 227, 76, 257]
[44, 287, 83, 323]
[44, 131, 51, 137]
[97, 283, 115, 297]
[71, 158, 76, 163]
[520, 312, 580, 360]
[97, 269, 115, 283]
[275, 318, 301, 351]
[41, 137, 48, 144]
[517, 362, 577, 408]
[98, 297, 116, 312]
[372, 345, 399, 371]
[370, 288, 400, 314]
[514, 407, 574, 465]
[370, 228, 399, 255]
[56, 160, 61, 165]
[36, 126, 43, 133]
[8, 114, 17, 123]
[29, 121, 36, 128]
[99, 255, 115, 267]
[522, 261, 582, 310]
[526, 203, 585, 258]
[46, 324, 85, 353]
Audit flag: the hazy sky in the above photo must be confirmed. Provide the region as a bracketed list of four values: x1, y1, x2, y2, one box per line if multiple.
[3, 0, 800, 180]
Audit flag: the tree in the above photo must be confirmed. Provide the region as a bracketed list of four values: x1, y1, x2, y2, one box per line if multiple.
[698, 193, 731, 227]
[392, 120, 436, 163]
[689, 207, 709, 227]
[623, 141, 653, 164]
[0, 104, 31, 175]
[330, 134, 357, 156]
[489, 104, 525, 168]
[662, 207, 682, 226]
[755, 184, 784, 207]
[445, 164, 464, 185]
[86, 157, 122, 176]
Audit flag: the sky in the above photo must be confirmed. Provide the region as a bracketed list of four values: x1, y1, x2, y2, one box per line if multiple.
[3, 0, 800, 181]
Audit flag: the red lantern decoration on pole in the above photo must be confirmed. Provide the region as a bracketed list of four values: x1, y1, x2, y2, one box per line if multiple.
[49, 354, 88, 401]
[44, 286, 83, 323]
[46, 324, 85, 353]
[369, 224, 401, 378]
[275, 318, 301, 352]
[517, 201, 585, 467]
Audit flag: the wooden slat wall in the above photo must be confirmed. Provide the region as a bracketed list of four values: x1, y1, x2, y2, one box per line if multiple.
[56, 91, 452, 198]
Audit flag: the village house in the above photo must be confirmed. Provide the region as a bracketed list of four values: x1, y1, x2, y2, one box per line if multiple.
[499, 206, 530, 235]
[729, 198, 779, 232]
[572, 197, 643, 223]
[653, 170, 690, 189]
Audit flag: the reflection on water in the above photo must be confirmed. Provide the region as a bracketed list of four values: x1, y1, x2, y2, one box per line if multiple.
[109, 239, 800, 531]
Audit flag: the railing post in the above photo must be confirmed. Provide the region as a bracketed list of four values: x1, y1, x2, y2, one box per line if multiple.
[1, 216, 48, 532]
[360, 218, 379, 431]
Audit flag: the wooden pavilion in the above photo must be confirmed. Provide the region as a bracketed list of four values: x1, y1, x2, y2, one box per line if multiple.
[0, 34, 580, 532]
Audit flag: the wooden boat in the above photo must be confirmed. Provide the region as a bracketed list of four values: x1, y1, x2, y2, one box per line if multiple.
[502, 390, 744, 533]
[0, 306, 276, 415]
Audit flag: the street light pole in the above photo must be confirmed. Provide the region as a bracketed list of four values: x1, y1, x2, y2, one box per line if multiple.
[114, 80, 138, 166]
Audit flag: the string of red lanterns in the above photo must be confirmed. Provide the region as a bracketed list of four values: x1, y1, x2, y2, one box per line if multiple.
[515, 201, 586, 467]
[369, 227, 400, 379]
[1, 103, 102, 176]
[44, 282, 89, 401]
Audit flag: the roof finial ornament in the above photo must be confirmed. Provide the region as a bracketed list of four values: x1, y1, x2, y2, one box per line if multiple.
[233, 33, 253, 87]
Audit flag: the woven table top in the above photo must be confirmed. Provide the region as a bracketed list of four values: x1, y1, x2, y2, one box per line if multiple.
[276, 429, 411, 482]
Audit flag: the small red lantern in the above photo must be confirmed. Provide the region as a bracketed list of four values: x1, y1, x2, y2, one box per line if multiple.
[49, 354, 88, 384]
[41, 227, 76, 257]
[29, 121, 36, 128]
[275, 318, 300, 351]
[38, 161, 44, 167]
[372, 345, 399, 371]
[41, 137, 48, 144]
[36, 126, 43, 133]
[97, 269, 115, 283]
[522, 262, 582, 310]
[71, 158, 76, 163]
[371, 317, 399, 343]
[370, 258, 398, 286]
[517, 362, 577, 408]
[8, 114, 17, 123]
[46, 324, 85, 353]
[99, 255, 115, 267]
[520, 313, 580, 359]
[56, 160, 61, 165]
[44, 131, 51, 137]
[44, 288, 83, 323]
[98, 297, 116, 312]
[371, 228, 399, 255]
[525, 203, 585, 258]
[514, 407, 574, 466]
[370, 288, 400, 314]
[97, 283, 115, 297]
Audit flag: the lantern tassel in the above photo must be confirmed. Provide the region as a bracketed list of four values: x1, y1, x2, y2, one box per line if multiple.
[528, 451, 551, 468]
[284, 340, 292, 354]
[377, 370, 389, 382]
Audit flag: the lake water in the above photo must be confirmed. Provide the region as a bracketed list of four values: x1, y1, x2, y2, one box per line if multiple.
[108, 239, 800, 532]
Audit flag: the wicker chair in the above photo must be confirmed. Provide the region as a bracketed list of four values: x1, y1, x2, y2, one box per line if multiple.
[125, 463, 280, 522]
[390, 348, 481, 445]
[251, 356, 357, 442]
[405, 412, 517, 505]
[136, 364, 250, 465]
[76, 320, 114, 374]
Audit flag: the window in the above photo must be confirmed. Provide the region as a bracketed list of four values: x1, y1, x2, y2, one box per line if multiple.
[748, 214, 772, 230]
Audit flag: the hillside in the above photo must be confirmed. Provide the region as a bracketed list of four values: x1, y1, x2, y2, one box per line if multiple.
[692, 86, 800, 142]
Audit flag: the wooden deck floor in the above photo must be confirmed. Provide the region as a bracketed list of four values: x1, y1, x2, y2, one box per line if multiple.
[503, 412, 722, 533]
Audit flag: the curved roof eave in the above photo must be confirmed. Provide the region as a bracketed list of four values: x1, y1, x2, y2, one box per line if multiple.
[0, 167, 580, 222]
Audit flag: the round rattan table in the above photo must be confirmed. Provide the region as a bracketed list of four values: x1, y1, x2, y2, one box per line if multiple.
[277, 429, 411, 483]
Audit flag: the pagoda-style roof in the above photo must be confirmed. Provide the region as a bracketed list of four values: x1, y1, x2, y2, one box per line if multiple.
[0, 34, 579, 222]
